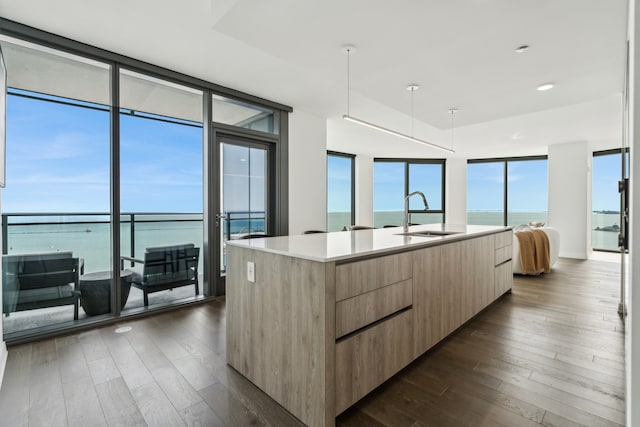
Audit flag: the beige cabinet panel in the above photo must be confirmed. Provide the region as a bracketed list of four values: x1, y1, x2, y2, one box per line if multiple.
[494, 230, 513, 248]
[336, 279, 413, 339]
[412, 245, 443, 356]
[336, 252, 412, 301]
[335, 309, 414, 415]
[495, 260, 513, 297]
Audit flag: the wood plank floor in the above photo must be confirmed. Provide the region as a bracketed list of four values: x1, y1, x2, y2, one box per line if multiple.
[0, 257, 625, 427]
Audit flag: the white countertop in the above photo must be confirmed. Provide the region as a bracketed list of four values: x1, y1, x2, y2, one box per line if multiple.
[226, 224, 511, 263]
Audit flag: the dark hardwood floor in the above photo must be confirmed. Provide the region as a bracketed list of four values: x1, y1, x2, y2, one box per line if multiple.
[0, 257, 625, 426]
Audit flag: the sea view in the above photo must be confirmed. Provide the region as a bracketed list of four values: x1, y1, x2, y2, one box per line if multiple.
[3, 213, 267, 274]
[329, 211, 622, 251]
[2, 210, 622, 276]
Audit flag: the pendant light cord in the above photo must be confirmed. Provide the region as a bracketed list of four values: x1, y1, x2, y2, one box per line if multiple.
[449, 107, 458, 150]
[347, 48, 351, 116]
[411, 88, 414, 138]
[451, 110, 454, 148]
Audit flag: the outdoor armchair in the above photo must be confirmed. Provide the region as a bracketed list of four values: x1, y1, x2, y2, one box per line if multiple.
[121, 243, 200, 306]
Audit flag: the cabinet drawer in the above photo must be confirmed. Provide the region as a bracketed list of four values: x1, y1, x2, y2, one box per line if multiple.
[495, 245, 512, 266]
[335, 309, 414, 415]
[495, 230, 513, 249]
[495, 260, 513, 297]
[336, 279, 412, 339]
[336, 252, 413, 301]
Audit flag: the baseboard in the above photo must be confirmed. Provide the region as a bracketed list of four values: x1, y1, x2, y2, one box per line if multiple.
[0, 341, 7, 390]
[558, 252, 588, 260]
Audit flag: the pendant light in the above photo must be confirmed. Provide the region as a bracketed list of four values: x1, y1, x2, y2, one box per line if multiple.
[341, 45, 454, 154]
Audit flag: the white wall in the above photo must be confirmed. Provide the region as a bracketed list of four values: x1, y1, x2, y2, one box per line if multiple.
[547, 141, 592, 259]
[288, 109, 327, 235]
[355, 155, 374, 227]
[627, 0, 638, 425]
[445, 158, 467, 225]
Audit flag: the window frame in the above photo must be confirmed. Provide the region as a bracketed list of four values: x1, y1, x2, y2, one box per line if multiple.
[0, 17, 292, 342]
[327, 150, 356, 230]
[374, 158, 446, 220]
[467, 155, 548, 226]
[592, 148, 629, 252]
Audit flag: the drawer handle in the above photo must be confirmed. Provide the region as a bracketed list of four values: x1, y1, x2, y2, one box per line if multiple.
[336, 305, 412, 343]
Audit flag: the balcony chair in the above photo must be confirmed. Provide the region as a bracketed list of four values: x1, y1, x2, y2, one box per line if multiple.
[2, 251, 83, 320]
[121, 243, 200, 306]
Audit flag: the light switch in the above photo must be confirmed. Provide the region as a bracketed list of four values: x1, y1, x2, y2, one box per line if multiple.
[247, 261, 255, 283]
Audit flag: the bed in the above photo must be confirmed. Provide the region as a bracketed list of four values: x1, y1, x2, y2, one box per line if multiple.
[512, 226, 560, 275]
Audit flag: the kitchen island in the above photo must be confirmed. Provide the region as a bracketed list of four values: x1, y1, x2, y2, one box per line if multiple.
[226, 224, 513, 427]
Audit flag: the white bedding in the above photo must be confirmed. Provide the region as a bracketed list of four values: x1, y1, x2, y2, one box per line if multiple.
[512, 226, 560, 274]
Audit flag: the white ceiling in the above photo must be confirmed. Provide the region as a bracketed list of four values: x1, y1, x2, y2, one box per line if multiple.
[0, 0, 629, 158]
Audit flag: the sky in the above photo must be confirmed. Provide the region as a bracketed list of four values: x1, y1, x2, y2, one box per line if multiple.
[3, 90, 625, 217]
[467, 160, 549, 212]
[4, 92, 204, 213]
[329, 151, 624, 214]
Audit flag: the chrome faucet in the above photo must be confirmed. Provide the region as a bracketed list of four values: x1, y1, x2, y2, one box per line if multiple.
[403, 191, 429, 232]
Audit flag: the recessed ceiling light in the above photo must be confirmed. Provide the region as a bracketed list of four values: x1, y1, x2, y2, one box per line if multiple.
[515, 45, 530, 53]
[537, 83, 555, 91]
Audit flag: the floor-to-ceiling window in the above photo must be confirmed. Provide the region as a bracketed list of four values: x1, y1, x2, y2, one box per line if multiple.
[467, 161, 505, 225]
[373, 159, 445, 228]
[327, 151, 355, 232]
[0, 19, 291, 341]
[1, 37, 111, 336]
[592, 149, 629, 251]
[467, 156, 547, 227]
[119, 69, 204, 310]
[506, 158, 548, 226]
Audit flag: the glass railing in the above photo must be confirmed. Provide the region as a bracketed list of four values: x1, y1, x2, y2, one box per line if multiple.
[2, 212, 206, 273]
[2, 211, 267, 274]
[592, 211, 622, 251]
[2, 212, 208, 337]
[222, 211, 267, 240]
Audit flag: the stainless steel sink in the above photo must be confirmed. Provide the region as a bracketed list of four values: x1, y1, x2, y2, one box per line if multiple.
[395, 230, 461, 237]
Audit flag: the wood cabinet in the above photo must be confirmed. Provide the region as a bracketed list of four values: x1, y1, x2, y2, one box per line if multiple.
[412, 245, 443, 356]
[227, 229, 512, 427]
[336, 279, 412, 338]
[335, 309, 414, 414]
[493, 230, 513, 297]
[335, 252, 412, 301]
[440, 235, 494, 337]
[495, 260, 513, 296]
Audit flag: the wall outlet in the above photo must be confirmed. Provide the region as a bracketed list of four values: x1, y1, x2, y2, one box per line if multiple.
[247, 261, 255, 283]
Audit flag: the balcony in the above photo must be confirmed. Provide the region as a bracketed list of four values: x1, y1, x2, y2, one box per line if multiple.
[1, 211, 265, 338]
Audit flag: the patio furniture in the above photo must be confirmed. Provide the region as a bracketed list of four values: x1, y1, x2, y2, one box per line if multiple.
[2, 251, 83, 320]
[121, 243, 200, 306]
[79, 269, 133, 316]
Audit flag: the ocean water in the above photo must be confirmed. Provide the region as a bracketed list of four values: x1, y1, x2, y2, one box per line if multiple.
[328, 211, 622, 251]
[6, 221, 205, 273]
[4, 212, 269, 274]
[4, 211, 621, 274]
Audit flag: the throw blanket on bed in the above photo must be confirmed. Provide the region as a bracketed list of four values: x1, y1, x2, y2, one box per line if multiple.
[515, 229, 550, 275]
